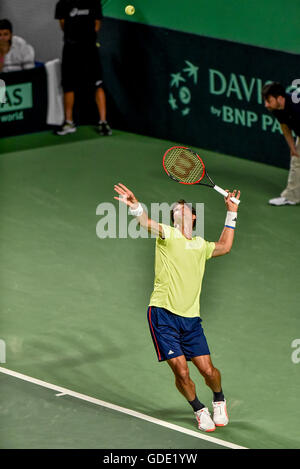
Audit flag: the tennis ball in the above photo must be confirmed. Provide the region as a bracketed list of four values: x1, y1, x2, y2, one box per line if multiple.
[125, 5, 135, 15]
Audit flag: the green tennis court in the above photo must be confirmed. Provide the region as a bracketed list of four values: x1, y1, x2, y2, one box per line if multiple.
[1, 128, 300, 449]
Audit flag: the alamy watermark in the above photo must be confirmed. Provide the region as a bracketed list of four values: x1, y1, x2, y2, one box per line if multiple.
[291, 339, 300, 364]
[291, 79, 300, 104]
[96, 201, 204, 240]
[0, 339, 6, 363]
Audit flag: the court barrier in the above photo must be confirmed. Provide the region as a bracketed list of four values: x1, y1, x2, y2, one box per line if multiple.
[99, 18, 300, 169]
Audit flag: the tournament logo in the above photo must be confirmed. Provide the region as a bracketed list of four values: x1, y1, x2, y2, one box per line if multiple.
[168, 60, 199, 117]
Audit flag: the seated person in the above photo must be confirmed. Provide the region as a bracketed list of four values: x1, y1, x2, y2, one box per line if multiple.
[0, 19, 35, 73]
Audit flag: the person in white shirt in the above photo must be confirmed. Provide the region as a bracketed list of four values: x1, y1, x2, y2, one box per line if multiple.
[0, 19, 35, 73]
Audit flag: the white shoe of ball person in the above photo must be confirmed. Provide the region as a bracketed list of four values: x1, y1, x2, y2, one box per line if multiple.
[194, 407, 216, 432]
[268, 196, 296, 206]
[55, 121, 77, 136]
[212, 400, 229, 426]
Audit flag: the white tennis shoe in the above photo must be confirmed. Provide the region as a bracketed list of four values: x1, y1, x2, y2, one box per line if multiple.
[55, 121, 77, 136]
[268, 196, 296, 206]
[212, 400, 229, 426]
[194, 407, 216, 432]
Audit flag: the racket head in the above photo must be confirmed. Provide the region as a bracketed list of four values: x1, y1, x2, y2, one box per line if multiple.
[163, 146, 206, 185]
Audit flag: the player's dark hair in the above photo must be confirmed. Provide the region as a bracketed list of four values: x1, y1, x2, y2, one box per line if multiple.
[0, 19, 13, 32]
[170, 199, 196, 228]
[262, 82, 286, 100]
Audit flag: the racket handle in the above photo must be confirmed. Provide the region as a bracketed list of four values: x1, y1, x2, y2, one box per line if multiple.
[213, 185, 240, 205]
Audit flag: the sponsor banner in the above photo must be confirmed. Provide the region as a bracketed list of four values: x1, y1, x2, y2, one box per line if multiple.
[0, 66, 47, 137]
[0, 83, 33, 114]
[100, 18, 300, 168]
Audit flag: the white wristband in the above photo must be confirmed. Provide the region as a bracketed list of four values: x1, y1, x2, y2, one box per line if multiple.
[128, 202, 143, 217]
[225, 211, 237, 229]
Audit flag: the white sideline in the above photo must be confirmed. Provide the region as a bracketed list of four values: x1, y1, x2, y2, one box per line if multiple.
[0, 366, 247, 449]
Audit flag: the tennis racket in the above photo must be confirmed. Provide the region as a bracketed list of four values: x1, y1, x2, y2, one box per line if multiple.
[163, 146, 240, 205]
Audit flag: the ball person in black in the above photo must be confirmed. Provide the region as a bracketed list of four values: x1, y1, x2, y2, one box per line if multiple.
[55, 0, 112, 136]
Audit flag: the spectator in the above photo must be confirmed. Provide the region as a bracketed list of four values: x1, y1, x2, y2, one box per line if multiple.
[55, 0, 112, 136]
[262, 81, 300, 206]
[0, 19, 35, 73]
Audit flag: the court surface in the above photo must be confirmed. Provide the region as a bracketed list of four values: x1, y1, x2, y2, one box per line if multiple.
[0, 127, 300, 449]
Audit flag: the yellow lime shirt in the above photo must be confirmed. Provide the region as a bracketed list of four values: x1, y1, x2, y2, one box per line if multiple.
[149, 224, 215, 318]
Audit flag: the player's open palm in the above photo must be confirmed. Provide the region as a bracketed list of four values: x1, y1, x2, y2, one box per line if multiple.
[114, 183, 138, 208]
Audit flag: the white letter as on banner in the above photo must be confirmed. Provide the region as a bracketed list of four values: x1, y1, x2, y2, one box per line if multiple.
[0, 79, 6, 104]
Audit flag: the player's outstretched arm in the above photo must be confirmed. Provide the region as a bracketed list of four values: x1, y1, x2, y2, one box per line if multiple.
[212, 190, 240, 257]
[114, 183, 164, 237]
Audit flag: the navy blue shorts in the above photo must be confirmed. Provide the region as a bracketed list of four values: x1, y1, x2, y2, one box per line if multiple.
[147, 306, 210, 362]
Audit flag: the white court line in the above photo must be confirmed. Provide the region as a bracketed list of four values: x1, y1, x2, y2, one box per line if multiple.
[0, 366, 247, 449]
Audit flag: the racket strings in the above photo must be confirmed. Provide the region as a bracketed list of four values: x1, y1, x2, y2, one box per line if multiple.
[164, 148, 205, 184]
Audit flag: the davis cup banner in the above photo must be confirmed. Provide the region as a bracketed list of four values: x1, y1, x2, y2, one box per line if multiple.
[100, 18, 300, 169]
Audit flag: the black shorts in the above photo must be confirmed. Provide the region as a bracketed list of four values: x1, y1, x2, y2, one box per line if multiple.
[61, 43, 103, 92]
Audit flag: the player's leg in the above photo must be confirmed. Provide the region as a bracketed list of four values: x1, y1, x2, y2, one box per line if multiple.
[167, 355, 215, 432]
[180, 317, 220, 393]
[147, 307, 215, 432]
[166, 355, 197, 401]
[181, 316, 228, 426]
[192, 355, 229, 426]
[191, 354, 222, 393]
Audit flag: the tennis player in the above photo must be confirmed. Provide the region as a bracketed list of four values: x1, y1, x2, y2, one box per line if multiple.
[114, 183, 240, 432]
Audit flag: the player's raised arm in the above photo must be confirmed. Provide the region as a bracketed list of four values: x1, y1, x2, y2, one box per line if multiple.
[114, 183, 164, 238]
[211, 190, 240, 257]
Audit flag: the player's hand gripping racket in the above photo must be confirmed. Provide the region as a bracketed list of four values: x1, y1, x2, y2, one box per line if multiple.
[163, 146, 240, 205]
